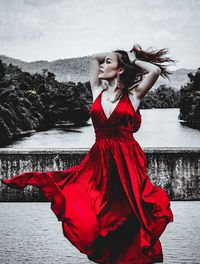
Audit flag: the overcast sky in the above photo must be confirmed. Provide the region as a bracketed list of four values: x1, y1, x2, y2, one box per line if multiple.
[0, 0, 199, 70]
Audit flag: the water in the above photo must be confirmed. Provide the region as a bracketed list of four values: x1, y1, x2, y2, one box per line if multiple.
[3, 109, 200, 149]
[0, 202, 199, 263]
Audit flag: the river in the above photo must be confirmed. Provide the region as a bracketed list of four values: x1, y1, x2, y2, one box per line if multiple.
[3, 108, 200, 149]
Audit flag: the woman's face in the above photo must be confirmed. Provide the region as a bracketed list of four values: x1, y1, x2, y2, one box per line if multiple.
[99, 52, 122, 80]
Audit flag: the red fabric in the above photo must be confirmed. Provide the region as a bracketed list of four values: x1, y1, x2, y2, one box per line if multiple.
[1, 90, 173, 263]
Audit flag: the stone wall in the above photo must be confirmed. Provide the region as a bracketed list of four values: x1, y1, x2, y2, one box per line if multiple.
[0, 148, 199, 201]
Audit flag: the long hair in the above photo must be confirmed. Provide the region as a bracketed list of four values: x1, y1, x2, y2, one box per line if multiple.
[108, 44, 176, 103]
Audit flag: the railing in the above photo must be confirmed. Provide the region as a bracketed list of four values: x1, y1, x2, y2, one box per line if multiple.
[0, 148, 199, 201]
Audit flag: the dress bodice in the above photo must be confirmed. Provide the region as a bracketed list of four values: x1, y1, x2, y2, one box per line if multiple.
[90, 90, 141, 141]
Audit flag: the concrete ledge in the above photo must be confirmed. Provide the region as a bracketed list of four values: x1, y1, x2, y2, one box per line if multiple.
[0, 148, 200, 201]
[1, 147, 200, 153]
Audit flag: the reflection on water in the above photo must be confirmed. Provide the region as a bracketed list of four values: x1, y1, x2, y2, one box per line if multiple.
[3, 109, 200, 149]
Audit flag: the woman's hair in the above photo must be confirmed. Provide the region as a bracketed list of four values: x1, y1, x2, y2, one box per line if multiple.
[109, 44, 176, 102]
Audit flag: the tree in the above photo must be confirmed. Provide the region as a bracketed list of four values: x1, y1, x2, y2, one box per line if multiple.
[179, 68, 200, 129]
[140, 85, 180, 109]
[0, 60, 5, 80]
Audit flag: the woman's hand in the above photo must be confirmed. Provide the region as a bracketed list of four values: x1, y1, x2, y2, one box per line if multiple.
[126, 51, 137, 64]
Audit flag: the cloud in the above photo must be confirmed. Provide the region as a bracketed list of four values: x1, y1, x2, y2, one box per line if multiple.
[24, 31, 44, 41]
[0, 0, 199, 69]
[24, 0, 63, 7]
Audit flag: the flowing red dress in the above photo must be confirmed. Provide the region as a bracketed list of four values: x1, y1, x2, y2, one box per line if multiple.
[1, 90, 173, 263]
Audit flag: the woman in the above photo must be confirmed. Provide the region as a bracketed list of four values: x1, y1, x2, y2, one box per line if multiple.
[2, 44, 174, 263]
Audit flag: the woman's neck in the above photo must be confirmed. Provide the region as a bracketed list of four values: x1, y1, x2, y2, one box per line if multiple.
[105, 78, 118, 96]
[103, 79, 121, 102]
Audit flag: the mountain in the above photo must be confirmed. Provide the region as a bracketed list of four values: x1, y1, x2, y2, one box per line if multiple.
[0, 54, 197, 90]
[154, 68, 197, 90]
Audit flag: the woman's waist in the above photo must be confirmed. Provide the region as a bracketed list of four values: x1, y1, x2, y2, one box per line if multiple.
[95, 127, 135, 142]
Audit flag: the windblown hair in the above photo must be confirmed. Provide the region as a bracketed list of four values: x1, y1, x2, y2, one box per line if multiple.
[108, 44, 176, 102]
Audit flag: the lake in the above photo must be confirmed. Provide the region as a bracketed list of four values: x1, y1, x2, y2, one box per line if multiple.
[0, 202, 199, 263]
[3, 108, 200, 149]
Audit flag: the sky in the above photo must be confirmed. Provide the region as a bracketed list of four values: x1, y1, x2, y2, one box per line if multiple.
[0, 0, 199, 70]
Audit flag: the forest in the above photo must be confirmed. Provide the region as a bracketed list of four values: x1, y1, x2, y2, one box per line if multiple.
[0, 60, 199, 146]
[0, 61, 91, 146]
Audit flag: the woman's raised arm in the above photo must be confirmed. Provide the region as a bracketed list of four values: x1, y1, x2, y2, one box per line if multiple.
[127, 51, 161, 100]
[89, 52, 108, 92]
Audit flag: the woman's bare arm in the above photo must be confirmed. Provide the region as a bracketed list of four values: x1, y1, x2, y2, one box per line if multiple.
[89, 53, 108, 95]
[127, 51, 161, 100]
[134, 60, 161, 99]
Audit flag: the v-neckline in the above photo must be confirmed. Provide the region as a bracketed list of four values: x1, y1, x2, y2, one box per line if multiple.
[100, 90, 123, 121]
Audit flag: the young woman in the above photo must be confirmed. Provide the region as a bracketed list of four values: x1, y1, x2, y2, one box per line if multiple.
[2, 44, 175, 263]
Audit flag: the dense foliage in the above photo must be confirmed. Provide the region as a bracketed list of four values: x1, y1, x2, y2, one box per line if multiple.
[140, 85, 180, 109]
[178, 68, 200, 129]
[0, 60, 92, 146]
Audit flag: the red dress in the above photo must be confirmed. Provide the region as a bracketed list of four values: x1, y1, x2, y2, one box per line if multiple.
[1, 90, 173, 264]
